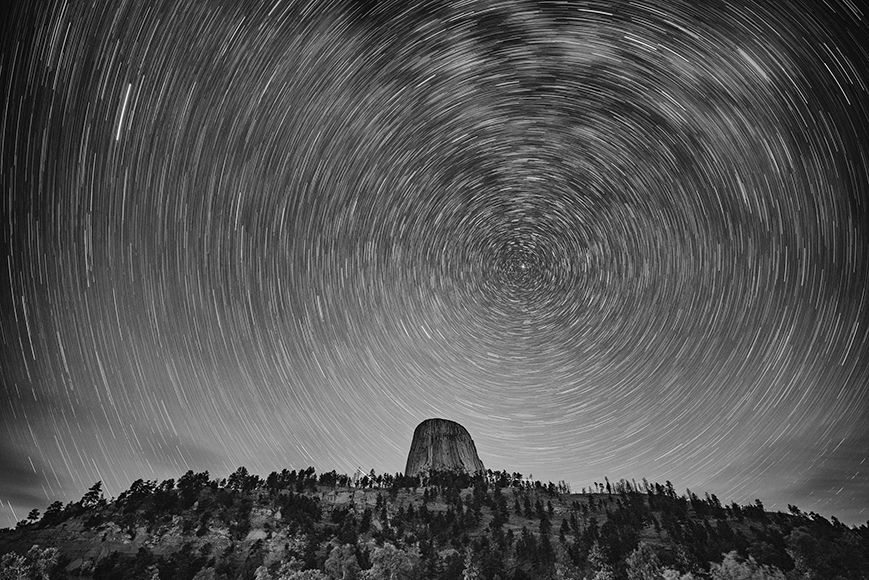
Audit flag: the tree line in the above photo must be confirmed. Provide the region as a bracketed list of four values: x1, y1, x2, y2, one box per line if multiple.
[4, 466, 867, 579]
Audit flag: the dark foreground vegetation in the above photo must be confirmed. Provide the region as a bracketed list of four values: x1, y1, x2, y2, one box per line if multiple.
[1, 467, 867, 579]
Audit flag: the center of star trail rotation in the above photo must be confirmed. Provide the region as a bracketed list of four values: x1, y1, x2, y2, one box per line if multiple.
[1, 0, 867, 528]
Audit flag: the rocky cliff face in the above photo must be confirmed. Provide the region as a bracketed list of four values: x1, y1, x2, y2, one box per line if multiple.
[404, 418, 485, 477]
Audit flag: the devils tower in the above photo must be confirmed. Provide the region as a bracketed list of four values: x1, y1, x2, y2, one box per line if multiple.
[404, 418, 485, 477]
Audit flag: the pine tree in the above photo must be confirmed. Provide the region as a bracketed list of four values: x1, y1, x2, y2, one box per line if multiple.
[81, 481, 104, 508]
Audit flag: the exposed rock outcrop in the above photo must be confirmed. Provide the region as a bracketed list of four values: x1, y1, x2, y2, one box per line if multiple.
[404, 418, 485, 477]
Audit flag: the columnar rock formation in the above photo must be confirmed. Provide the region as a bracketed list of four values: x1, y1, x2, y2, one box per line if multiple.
[404, 418, 485, 477]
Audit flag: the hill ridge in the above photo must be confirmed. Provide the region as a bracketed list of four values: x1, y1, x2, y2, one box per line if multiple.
[1, 466, 867, 579]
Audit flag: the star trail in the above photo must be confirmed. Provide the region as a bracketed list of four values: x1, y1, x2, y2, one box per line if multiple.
[1, 0, 868, 528]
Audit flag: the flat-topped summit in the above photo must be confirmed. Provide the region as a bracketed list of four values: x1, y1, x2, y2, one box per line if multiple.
[404, 418, 485, 477]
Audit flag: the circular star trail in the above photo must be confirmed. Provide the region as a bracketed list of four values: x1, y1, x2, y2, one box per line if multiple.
[2, 0, 868, 526]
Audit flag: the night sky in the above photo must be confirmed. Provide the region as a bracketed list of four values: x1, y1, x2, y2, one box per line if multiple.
[2, 0, 868, 529]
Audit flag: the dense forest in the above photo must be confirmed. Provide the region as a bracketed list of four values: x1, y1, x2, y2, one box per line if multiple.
[1, 467, 867, 579]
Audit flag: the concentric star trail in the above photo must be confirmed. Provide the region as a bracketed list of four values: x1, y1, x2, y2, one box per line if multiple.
[2, 0, 867, 527]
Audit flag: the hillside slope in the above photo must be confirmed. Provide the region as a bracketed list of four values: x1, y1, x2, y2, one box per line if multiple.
[1, 467, 867, 579]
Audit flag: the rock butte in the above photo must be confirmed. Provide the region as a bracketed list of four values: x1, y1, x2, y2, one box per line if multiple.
[404, 418, 485, 477]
